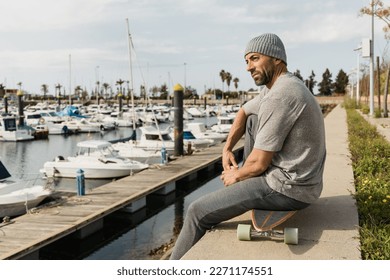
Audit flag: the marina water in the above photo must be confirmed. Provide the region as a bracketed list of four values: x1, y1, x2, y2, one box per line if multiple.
[0, 117, 224, 259]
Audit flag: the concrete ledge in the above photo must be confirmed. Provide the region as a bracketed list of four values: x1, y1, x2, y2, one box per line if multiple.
[182, 104, 361, 260]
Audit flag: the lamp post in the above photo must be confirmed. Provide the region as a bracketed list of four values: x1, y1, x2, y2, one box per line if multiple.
[369, 2, 375, 116]
[354, 45, 362, 105]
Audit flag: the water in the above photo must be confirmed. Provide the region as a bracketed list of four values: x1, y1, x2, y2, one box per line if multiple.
[0, 116, 225, 259]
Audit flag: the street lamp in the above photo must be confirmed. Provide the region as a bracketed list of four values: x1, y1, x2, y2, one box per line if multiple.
[354, 45, 362, 105]
[369, 2, 375, 116]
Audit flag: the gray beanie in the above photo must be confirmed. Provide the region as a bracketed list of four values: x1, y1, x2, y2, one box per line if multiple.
[244, 33, 287, 65]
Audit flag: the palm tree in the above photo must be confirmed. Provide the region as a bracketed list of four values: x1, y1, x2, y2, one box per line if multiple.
[219, 70, 226, 99]
[55, 83, 62, 98]
[41, 84, 48, 99]
[102, 83, 110, 100]
[116, 79, 125, 96]
[233, 77, 239, 91]
[225, 72, 232, 96]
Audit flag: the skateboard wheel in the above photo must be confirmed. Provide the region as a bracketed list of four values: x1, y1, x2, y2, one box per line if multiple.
[284, 227, 298, 244]
[237, 224, 252, 241]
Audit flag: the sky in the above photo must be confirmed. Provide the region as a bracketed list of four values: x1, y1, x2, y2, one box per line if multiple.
[0, 0, 389, 97]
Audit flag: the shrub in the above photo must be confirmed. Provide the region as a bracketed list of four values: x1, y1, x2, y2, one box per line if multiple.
[346, 107, 390, 260]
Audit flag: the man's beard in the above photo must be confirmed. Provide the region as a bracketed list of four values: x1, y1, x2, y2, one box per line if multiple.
[254, 69, 272, 86]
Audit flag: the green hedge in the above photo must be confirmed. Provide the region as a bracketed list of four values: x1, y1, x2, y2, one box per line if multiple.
[344, 99, 390, 260]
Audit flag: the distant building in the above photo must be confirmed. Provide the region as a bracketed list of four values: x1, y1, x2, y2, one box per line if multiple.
[0, 89, 19, 101]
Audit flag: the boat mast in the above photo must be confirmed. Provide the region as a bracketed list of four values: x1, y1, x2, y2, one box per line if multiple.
[125, 18, 137, 135]
[69, 54, 72, 105]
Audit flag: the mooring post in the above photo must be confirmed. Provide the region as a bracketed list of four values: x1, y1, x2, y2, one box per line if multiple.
[4, 95, 8, 114]
[76, 169, 85, 196]
[118, 93, 123, 115]
[17, 90, 24, 126]
[161, 147, 167, 164]
[173, 84, 184, 156]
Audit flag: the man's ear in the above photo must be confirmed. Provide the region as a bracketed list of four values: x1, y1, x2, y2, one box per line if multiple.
[273, 58, 282, 65]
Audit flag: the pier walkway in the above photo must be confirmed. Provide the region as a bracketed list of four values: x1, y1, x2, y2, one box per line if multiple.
[182, 104, 362, 260]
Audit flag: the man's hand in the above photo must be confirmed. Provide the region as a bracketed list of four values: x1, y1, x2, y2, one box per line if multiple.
[222, 149, 238, 171]
[220, 165, 239, 186]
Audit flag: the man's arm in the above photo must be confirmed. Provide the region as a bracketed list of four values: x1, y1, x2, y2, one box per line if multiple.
[221, 148, 274, 186]
[222, 108, 247, 170]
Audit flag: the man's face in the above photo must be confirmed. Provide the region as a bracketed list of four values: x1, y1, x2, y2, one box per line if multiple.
[245, 53, 275, 87]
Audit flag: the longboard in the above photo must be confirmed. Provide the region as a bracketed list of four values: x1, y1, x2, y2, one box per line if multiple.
[237, 210, 298, 244]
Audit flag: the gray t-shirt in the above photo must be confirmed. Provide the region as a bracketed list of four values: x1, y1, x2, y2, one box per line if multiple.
[243, 72, 326, 204]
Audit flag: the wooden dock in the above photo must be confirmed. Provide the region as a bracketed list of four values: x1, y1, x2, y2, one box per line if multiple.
[0, 140, 244, 260]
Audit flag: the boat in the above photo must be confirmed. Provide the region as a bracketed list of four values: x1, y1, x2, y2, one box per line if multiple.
[181, 130, 214, 149]
[0, 115, 35, 141]
[40, 140, 149, 179]
[126, 126, 176, 155]
[211, 115, 235, 134]
[186, 106, 205, 118]
[185, 122, 227, 145]
[128, 125, 212, 153]
[111, 142, 164, 165]
[0, 161, 52, 218]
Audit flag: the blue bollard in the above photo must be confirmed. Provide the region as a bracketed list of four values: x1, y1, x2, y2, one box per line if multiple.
[161, 147, 167, 164]
[76, 169, 85, 196]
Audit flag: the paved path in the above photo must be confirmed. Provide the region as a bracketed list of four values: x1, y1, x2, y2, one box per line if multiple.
[359, 111, 390, 143]
[182, 104, 361, 260]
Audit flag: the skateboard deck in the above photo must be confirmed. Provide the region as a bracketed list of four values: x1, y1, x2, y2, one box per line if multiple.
[237, 210, 298, 244]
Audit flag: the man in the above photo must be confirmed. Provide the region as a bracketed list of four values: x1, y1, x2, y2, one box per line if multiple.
[170, 33, 326, 260]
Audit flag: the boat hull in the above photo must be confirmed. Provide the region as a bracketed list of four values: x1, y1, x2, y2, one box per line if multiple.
[0, 186, 52, 218]
[41, 161, 148, 179]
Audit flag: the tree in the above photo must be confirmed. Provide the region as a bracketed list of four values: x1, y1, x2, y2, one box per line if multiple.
[219, 69, 226, 97]
[41, 84, 48, 99]
[318, 68, 333, 96]
[333, 69, 349, 94]
[55, 83, 62, 98]
[360, 0, 390, 39]
[225, 72, 232, 94]
[102, 83, 110, 99]
[116, 79, 125, 95]
[293, 70, 304, 81]
[233, 77, 240, 91]
[306, 71, 317, 94]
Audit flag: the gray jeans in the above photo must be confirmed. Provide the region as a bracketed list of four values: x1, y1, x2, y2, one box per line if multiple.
[170, 115, 309, 260]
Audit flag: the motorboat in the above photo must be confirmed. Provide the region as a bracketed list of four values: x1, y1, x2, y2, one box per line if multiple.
[111, 142, 164, 165]
[185, 106, 205, 118]
[129, 126, 176, 155]
[0, 160, 52, 218]
[185, 122, 227, 145]
[126, 125, 212, 154]
[0, 115, 35, 141]
[181, 130, 214, 149]
[40, 140, 149, 179]
[60, 118, 102, 133]
[211, 115, 235, 134]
